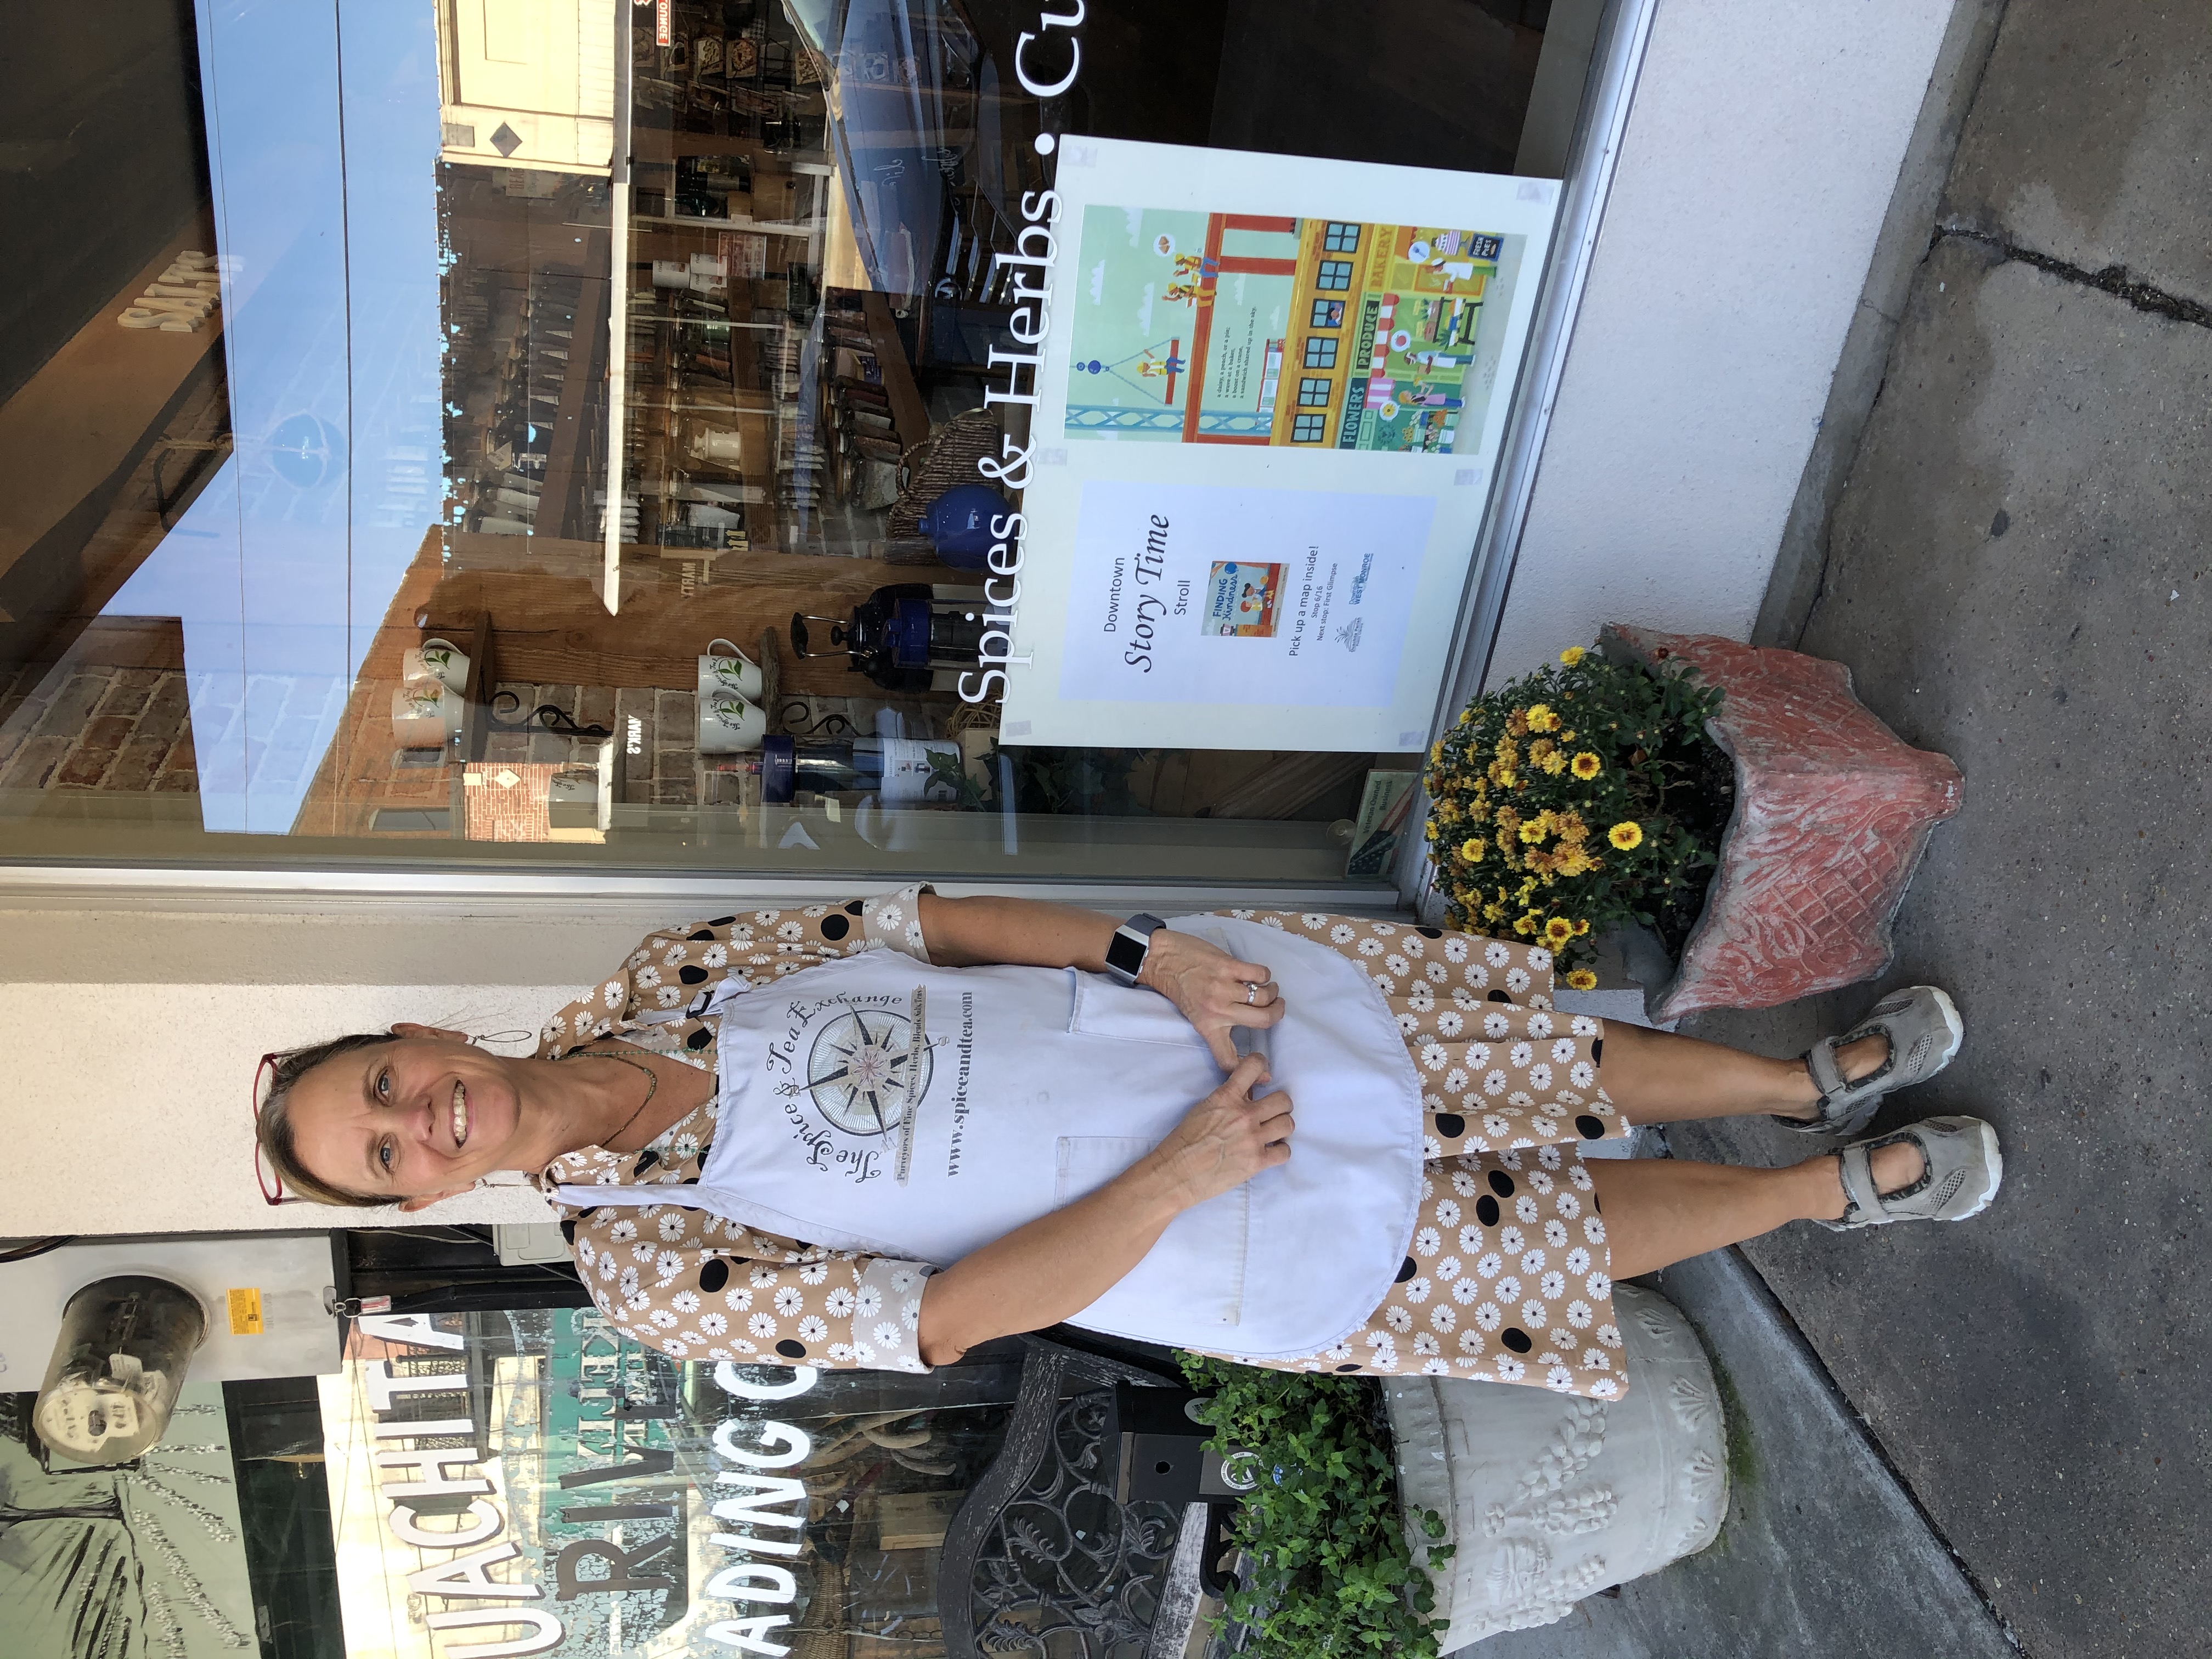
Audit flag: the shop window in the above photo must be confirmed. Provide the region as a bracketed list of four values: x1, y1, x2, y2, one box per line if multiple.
[0, 0, 1596, 895]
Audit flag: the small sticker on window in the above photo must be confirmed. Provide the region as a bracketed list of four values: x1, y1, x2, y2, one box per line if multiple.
[226, 1288, 264, 1335]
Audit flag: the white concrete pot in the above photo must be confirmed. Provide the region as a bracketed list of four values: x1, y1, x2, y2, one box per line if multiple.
[1384, 1284, 1728, 1646]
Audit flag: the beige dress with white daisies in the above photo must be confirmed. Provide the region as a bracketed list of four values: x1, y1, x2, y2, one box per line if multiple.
[534, 894, 1627, 1401]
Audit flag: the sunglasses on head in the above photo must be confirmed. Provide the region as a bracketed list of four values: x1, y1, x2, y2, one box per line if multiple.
[251, 1052, 317, 1205]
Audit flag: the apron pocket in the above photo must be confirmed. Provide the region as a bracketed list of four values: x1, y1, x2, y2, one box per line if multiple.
[1054, 1136, 1160, 1206]
[1056, 1136, 1250, 1332]
[1065, 969, 1217, 1051]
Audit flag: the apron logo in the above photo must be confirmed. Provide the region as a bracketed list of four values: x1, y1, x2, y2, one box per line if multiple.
[764, 997, 935, 1184]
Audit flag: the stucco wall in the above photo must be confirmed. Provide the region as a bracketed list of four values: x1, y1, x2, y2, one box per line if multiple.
[1487, 0, 1961, 682]
[0, 904, 654, 1235]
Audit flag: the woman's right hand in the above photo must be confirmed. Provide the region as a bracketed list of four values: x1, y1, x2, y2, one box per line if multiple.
[1142, 1053, 1294, 1210]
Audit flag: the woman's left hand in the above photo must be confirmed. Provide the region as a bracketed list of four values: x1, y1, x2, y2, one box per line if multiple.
[1138, 929, 1285, 1069]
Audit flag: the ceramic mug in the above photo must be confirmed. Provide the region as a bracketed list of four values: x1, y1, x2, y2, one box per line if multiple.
[403, 636, 469, 691]
[697, 637, 765, 701]
[697, 691, 767, 754]
[392, 682, 461, 749]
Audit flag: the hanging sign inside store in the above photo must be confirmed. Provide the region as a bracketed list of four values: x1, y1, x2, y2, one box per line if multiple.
[323, 1311, 823, 1659]
[978, 138, 1559, 752]
[318, 1310, 1010, 1659]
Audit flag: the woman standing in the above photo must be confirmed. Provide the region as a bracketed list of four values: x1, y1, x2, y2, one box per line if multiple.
[258, 888, 1999, 1392]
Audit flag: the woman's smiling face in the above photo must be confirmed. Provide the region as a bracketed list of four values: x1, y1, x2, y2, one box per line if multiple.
[285, 1026, 531, 1203]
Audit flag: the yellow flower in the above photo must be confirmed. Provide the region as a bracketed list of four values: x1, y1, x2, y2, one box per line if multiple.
[1571, 752, 1601, 780]
[1574, 919, 1590, 936]
[1518, 817, 1549, 845]
[1459, 837, 1486, 864]
[1608, 821, 1644, 851]
[1559, 646, 1586, 667]
[1515, 911, 1542, 936]
[1430, 743, 1446, 767]
[1483, 902, 1506, 924]
[1566, 968, 1599, 991]
[1525, 703, 1560, 732]
[1544, 917, 1575, 945]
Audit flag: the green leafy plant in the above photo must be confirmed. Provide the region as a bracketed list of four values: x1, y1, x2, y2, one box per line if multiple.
[1178, 1353, 1452, 1658]
[1423, 642, 1733, 977]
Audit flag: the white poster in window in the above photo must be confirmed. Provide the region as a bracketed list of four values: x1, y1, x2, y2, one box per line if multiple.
[1059, 480, 1430, 709]
[991, 138, 1558, 753]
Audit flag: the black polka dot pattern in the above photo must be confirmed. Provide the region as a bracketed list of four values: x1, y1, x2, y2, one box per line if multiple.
[545, 900, 1621, 1399]
[1180, 909, 1624, 1402]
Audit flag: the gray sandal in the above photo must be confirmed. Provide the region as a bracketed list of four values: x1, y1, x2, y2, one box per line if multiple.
[1775, 985, 1965, 1138]
[1817, 1116, 2003, 1231]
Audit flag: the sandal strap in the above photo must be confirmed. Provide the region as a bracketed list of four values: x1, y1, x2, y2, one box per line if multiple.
[1803, 1039, 1852, 1113]
[1836, 1144, 1889, 1226]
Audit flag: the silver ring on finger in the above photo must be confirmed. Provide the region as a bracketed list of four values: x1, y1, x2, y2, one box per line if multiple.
[1245, 983, 1257, 1004]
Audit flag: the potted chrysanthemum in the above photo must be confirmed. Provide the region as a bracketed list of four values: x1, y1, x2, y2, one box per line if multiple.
[1424, 624, 1964, 1019]
[1423, 640, 1733, 990]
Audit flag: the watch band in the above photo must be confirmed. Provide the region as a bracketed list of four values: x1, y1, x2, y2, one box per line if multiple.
[1104, 912, 1167, 986]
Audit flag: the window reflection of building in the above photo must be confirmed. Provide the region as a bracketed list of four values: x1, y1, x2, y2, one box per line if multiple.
[435, 0, 618, 176]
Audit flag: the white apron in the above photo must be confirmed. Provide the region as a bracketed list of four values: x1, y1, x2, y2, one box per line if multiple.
[561, 917, 1423, 1359]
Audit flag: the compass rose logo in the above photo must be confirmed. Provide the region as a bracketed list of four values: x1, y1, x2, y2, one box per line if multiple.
[803, 1008, 933, 1135]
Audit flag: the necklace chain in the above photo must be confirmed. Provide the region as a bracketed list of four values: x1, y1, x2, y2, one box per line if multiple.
[561, 1046, 660, 1149]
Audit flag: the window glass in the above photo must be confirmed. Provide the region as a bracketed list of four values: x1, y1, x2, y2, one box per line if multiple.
[0, 2, 1592, 891]
[316, 1307, 1034, 1659]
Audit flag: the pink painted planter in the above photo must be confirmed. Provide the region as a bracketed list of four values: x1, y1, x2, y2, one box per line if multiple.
[1600, 625, 1965, 1023]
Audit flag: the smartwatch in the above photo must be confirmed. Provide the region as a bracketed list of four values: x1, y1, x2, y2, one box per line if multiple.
[1104, 912, 1167, 986]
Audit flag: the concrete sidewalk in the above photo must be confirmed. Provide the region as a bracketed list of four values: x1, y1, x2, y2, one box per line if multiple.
[1470, 2, 2212, 1654]
[1669, 2, 2212, 1656]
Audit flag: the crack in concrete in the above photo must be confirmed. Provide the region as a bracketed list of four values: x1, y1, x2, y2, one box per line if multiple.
[1935, 220, 2212, 329]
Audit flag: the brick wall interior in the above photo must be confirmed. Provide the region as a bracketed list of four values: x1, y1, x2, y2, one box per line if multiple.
[0, 664, 197, 794]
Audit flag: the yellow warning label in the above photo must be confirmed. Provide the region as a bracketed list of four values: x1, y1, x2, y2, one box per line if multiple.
[226, 1287, 264, 1335]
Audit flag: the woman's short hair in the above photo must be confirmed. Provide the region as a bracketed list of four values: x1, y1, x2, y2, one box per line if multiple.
[255, 1032, 400, 1207]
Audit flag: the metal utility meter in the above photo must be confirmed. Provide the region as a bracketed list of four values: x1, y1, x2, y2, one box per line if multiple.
[35, 1275, 208, 1467]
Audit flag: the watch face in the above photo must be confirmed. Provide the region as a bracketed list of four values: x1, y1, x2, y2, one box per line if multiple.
[804, 1008, 933, 1135]
[1105, 929, 1148, 978]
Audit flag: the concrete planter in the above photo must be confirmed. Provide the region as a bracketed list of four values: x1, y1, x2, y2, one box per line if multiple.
[1601, 625, 1965, 1023]
[1384, 1284, 1728, 1647]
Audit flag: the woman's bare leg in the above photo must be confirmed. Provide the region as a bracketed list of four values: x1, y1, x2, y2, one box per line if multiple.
[1595, 1020, 1889, 1126]
[1589, 1141, 1925, 1278]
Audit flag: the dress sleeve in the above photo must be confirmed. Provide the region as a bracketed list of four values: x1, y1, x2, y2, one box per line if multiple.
[568, 1203, 936, 1373]
[536, 887, 938, 1058]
